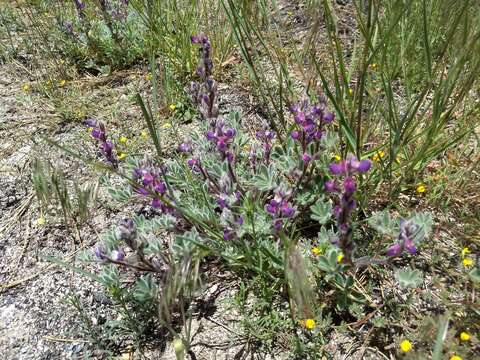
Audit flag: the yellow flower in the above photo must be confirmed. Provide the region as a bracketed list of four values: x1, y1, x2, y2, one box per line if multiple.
[416, 184, 426, 193]
[399, 340, 412, 353]
[119, 136, 128, 144]
[337, 253, 344, 263]
[463, 258, 474, 267]
[36, 217, 46, 225]
[243, 144, 251, 152]
[161, 122, 172, 129]
[304, 319, 316, 330]
[145, 73, 152, 81]
[87, 127, 93, 134]
[334, 154, 341, 161]
[348, 88, 354, 96]
[22, 84, 30, 92]
[372, 150, 385, 162]
[311, 247, 322, 256]
[169, 104, 176, 111]
[395, 156, 401, 164]
[140, 130, 148, 139]
[59, 59, 65, 65]
[461, 247, 471, 258]
[118, 152, 127, 161]
[450, 356, 462, 360]
[460, 331, 470, 341]
[370, 63, 378, 71]
[59, 79, 66, 87]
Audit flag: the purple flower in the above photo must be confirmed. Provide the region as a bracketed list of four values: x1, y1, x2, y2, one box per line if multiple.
[325, 180, 337, 192]
[95, 245, 107, 260]
[323, 112, 335, 123]
[223, 228, 234, 241]
[302, 153, 312, 163]
[329, 162, 346, 175]
[111, 249, 125, 261]
[178, 141, 192, 153]
[387, 243, 402, 257]
[291, 131, 300, 140]
[151, 198, 162, 208]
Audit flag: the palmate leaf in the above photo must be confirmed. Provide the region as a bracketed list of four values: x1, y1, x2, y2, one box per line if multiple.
[368, 211, 396, 235]
[310, 199, 332, 224]
[251, 164, 278, 191]
[395, 267, 423, 288]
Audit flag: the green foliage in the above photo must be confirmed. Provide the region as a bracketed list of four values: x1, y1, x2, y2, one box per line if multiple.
[395, 267, 423, 288]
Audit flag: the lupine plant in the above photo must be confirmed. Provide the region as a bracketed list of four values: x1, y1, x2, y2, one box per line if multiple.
[69, 34, 433, 355]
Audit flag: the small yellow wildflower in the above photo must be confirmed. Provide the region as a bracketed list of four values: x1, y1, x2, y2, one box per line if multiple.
[399, 340, 412, 353]
[59, 79, 66, 87]
[87, 127, 93, 134]
[169, 104, 176, 111]
[461, 247, 471, 258]
[140, 130, 148, 139]
[334, 154, 342, 161]
[459, 332, 470, 341]
[395, 156, 401, 164]
[372, 150, 385, 162]
[462, 258, 474, 267]
[450, 355, 462, 360]
[416, 184, 426, 193]
[22, 83, 30, 92]
[145, 73, 152, 81]
[311, 247, 322, 256]
[304, 319, 316, 330]
[161, 122, 172, 129]
[59, 59, 65, 65]
[337, 253, 344, 263]
[118, 152, 127, 161]
[370, 63, 378, 71]
[119, 136, 128, 144]
[36, 217, 46, 226]
[348, 88, 354, 96]
[242, 144, 251, 152]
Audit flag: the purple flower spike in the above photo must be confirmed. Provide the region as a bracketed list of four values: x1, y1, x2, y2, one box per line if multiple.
[291, 131, 300, 140]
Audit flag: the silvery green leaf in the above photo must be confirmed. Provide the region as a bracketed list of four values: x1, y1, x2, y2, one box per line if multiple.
[311, 199, 332, 224]
[469, 268, 480, 283]
[251, 165, 278, 191]
[368, 211, 396, 235]
[410, 212, 433, 243]
[320, 131, 339, 150]
[77, 250, 92, 262]
[134, 275, 158, 302]
[145, 237, 163, 255]
[317, 227, 335, 244]
[395, 267, 423, 288]
[107, 186, 132, 202]
[317, 249, 336, 273]
[99, 265, 120, 286]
